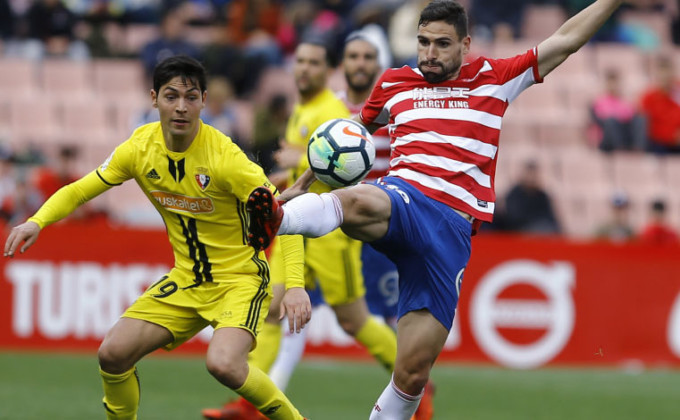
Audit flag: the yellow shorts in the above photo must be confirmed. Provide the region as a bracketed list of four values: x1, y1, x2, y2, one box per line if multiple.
[306, 228, 364, 306]
[122, 267, 272, 350]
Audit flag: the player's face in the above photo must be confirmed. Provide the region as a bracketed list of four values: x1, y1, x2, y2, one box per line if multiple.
[343, 39, 380, 93]
[152, 76, 206, 142]
[294, 43, 329, 97]
[417, 21, 470, 84]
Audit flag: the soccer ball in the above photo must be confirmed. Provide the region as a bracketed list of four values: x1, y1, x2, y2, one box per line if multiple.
[307, 118, 376, 188]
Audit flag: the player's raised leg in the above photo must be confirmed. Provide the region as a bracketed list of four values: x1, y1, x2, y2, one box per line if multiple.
[274, 182, 392, 242]
[98, 318, 174, 420]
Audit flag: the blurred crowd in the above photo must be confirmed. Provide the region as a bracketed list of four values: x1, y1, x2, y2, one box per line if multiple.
[0, 0, 679, 242]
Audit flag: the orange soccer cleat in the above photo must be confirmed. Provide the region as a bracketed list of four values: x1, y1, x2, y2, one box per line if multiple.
[201, 397, 266, 420]
[246, 187, 283, 251]
[413, 380, 435, 420]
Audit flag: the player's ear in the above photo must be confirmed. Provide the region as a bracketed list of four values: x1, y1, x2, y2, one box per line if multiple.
[202, 90, 207, 108]
[150, 89, 158, 108]
[462, 35, 471, 56]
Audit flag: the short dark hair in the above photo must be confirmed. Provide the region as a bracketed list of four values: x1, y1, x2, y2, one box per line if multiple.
[152, 55, 207, 94]
[418, 0, 468, 40]
[298, 37, 334, 67]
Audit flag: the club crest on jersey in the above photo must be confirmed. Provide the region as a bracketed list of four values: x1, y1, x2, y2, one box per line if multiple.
[195, 174, 211, 190]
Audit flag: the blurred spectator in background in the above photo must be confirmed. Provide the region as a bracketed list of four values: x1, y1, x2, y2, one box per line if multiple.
[275, 0, 320, 56]
[201, 25, 265, 98]
[470, 0, 527, 42]
[27, 0, 90, 59]
[201, 77, 241, 144]
[639, 55, 680, 154]
[140, 2, 201, 80]
[639, 198, 679, 244]
[0, 178, 42, 227]
[0, 0, 13, 43]
[225, 0, 284, 66]
[503, 160, 561, 235]
[6, 0, 91, 60]
[589, 68, 646, 152]
[32, 145, 80, 200]
[388, 0, 429, 66]
[0, 152, 16, 209]
[594, 191, 635, 243]
[252, 93, 289, 176]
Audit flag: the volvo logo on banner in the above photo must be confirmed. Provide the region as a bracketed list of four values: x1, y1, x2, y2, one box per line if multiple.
[470, 260, 575, 369]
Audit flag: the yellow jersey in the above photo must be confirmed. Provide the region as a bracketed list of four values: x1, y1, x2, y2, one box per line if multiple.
[29, 121, 303, 287]
[285, 88, 350, 193]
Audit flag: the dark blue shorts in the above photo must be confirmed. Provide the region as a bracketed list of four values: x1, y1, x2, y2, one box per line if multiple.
[362, 243, 399, 320]
[368, 177, 472, 330]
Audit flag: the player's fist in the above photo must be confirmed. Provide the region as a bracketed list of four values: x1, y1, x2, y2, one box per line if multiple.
[4, 221, 41, 257]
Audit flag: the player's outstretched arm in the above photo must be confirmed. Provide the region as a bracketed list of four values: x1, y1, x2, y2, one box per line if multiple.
[278, 169, 317, 202]
[4, 221, 40, 257]
[280, 287, 312, 333]
[537, 0, 623, 78]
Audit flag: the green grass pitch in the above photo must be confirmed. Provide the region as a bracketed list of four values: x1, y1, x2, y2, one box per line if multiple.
[1, 351, 679, 419]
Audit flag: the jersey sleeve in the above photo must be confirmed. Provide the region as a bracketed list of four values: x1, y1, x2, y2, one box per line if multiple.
[359, 70, 394, 126]
[488, 48, 544, 103]
[95, 139, 136, 186]
[27, 171, 112, 228]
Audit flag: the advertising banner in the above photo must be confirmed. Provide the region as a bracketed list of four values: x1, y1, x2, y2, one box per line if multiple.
[2, 223, 679, 369]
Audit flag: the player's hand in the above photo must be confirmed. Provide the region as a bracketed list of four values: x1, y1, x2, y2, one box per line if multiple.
[273, 140, 304, 170]
[278, 169, 316, 202]
[4, 221, 41, 258]
[280, 287, 312, 333]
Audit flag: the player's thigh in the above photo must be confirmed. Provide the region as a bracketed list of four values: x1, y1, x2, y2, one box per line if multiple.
[335, 183, 391, 242]
[122, 272, 211, 351]
[306, 230, 365, 306]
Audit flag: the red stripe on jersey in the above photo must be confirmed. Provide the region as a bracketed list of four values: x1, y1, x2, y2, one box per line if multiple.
[393, 141, 492, 169]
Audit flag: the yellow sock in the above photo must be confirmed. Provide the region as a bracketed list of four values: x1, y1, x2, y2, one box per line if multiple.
[236, 364, 304, 420]
[100, 367, 139, 420]
[356, 316, 397, 372]
[248, 321, 283, 373]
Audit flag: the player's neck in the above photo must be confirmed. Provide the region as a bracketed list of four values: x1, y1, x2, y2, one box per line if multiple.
[164, 130, 198, 153]
[347, 88, 370, 107]
[299, 87, 325, 104]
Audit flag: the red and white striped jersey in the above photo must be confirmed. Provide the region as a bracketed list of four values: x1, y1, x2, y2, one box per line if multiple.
[359, 48, 543, 222]
[336, 90, 391, 181]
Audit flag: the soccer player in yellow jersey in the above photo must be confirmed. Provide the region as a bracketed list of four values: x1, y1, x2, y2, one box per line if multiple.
[3, 55, 311, 420]
[203, 39, 398, 419]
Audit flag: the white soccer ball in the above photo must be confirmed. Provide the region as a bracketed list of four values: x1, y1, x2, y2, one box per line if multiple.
[307, 118, 376, 188]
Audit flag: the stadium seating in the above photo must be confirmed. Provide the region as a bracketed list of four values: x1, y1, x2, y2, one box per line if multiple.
[1, 32, 678, 237]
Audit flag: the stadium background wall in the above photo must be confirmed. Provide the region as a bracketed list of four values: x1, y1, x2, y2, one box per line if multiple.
[1, 223, 679, 370]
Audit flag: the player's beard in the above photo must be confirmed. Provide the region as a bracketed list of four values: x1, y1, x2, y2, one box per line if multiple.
[418, 58, 461, 84]
[346, 70, 377, 93]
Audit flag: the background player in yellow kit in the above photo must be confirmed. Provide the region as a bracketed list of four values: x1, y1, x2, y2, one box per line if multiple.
[3, 55, 311, 420]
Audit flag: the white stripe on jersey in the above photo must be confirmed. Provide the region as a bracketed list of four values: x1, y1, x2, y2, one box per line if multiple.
[384, 90, 414, 114]
[467, 67, 536, 103]
[390, 154, 491, 187]
[390, 168, 495, 215]
[394, 131, 498, 159]
[395, 108, 502, 130]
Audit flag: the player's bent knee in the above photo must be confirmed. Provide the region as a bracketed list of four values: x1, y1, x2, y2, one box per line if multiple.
[205, 356, 248, 389]
[98, 342, 136, 374]
[393, 366, 430, 395]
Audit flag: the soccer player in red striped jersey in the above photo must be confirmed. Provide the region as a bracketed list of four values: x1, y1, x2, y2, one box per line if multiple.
[255, 1, 626, 418]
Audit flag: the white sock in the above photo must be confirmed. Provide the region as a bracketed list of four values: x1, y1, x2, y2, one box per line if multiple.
[369, 376, 423, 420]
[278, 193, 343, 237]
[268, 319, 308, 391]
